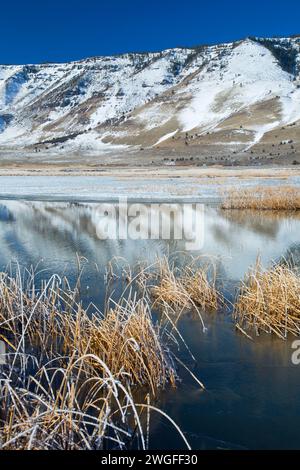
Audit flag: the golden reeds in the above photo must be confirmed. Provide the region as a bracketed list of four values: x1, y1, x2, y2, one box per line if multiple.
[234, 260, 300, 339]
[221, 186, 300, 210]
[182, 268, 220, 312]
[0, 268, 188, 450]
[3, 251, 299, 449]
[151, 257, 221, 314]
[59, 300, 177, 393]
[0, 355, 145, 450]
[151, 259, 190, 310]
[0, 275, 177, 390]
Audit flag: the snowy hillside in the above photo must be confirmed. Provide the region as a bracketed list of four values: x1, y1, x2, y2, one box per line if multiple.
[0, 36, 299, 154]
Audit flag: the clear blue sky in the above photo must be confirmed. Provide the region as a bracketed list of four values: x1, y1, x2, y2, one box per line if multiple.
[2, 0, 299, 64]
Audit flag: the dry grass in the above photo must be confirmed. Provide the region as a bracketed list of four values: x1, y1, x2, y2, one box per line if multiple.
[59, 299, 177, 393]
[151, 257, 222, 318]
[182, 267, 220, 312]
[0, 272, 176, 390]
[221, 186, 300, 210]
[234, 260, 300, 339]
[151, 259, 190, 310]
[0, 355, 144, 450]
[0, 268, 190, 450]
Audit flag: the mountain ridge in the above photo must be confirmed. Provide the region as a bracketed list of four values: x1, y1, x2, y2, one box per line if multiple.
[4, 34, 300, 66]
[0, 35, 299, 163]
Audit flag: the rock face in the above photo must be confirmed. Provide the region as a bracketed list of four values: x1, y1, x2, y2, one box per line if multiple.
[0, 36, 299, 154]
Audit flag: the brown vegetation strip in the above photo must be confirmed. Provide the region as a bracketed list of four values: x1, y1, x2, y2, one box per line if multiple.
[221, 186, 300, 210]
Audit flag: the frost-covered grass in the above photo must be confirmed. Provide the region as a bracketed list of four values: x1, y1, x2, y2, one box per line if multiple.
[1, 250, 300, 449]
[0, 249, 227, 450]
[0, 264, 189, 450]
[0, 255, 222, 449]
[151, 256, 221, 315]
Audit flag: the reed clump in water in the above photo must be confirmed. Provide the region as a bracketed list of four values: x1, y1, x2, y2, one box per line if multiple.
[151, 257, 221, 314]
[59, 299, 177, 393]
[221, 186, 300, 210]
[0, 355, 148, 450]
[234, 261, 300, 339]
[0, 269, 189, 450]
[151, 259, 190, 310]
[182, 267, 220, 312]
[0, 273, 177, 390]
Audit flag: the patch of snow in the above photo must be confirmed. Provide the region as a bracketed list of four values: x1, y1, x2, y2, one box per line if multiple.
[61, 131, 128, 153]
[154, 129, 178, 146]
[280, 88, 300, 125]
[245, 121, 281, 150]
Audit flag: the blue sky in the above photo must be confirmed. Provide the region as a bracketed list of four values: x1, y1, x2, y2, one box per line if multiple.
[2, 0, 299, 63]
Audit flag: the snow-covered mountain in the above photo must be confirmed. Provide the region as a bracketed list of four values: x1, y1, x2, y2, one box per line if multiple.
[0, 36, 300, 154]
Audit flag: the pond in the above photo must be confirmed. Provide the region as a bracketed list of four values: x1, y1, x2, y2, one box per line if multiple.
[0, 199, 300, 449]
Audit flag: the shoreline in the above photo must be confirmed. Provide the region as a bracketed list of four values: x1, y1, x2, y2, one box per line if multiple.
[0, 164, 299, 177]
[0, 194, 222, 205]
[0, 166, 299, 203]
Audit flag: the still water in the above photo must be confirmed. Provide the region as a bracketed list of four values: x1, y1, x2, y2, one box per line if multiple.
[0, 200, 300, 449]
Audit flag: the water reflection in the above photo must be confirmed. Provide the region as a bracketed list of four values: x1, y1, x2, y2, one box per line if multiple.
[0, 201, 299, 278]
[218, 209, 283, 237]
